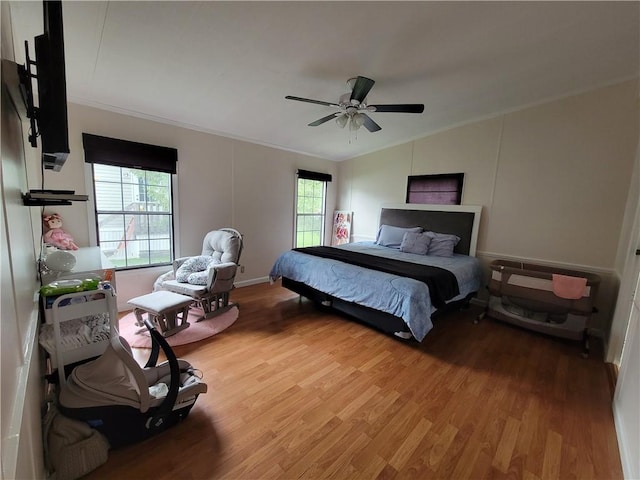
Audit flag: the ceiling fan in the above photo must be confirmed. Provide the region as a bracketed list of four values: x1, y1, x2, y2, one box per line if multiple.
[285, 76, 424, 133]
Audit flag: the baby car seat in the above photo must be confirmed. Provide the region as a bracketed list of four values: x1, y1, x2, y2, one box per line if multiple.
[58, 319, 207, 448]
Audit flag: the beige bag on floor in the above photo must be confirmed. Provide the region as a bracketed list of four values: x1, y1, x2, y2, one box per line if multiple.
[45, 407, 110, 480]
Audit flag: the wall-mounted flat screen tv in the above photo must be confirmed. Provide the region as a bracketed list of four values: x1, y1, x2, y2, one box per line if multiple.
[21, 0, 70, 171]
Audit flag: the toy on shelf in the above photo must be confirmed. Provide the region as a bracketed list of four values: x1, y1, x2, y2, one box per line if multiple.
[43, 213, 78, 250]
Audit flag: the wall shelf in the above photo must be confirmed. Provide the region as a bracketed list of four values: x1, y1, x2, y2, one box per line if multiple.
[22, 189, 88, 206]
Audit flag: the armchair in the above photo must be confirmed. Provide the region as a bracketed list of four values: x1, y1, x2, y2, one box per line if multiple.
[162, 228, 243, 320]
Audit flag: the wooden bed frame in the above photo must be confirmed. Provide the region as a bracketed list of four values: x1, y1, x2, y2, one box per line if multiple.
[282, 204, 483, 339]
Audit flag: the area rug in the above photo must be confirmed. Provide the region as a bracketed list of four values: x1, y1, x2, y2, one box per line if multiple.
[118, 306, 239, 348]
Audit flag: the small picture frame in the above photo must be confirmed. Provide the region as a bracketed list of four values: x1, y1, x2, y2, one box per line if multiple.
[331, 211, 352, 246]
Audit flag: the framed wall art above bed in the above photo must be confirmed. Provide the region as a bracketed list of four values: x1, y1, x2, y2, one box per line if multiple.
[270, 204, 483, 341]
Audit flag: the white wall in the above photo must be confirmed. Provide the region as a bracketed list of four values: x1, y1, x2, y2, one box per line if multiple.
[39, 103, 338, 309]
[338, 79, 640, 339]
[1, 63, 46, 480]
[1, 3, 46, 478]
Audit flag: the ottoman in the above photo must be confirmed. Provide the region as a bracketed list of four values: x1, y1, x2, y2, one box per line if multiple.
[128, 291, 193, 337]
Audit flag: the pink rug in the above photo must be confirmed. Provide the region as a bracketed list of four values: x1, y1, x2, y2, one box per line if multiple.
[118, 306, 239, 348]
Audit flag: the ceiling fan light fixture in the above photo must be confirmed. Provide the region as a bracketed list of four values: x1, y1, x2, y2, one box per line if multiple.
[352, 112, 366, 129]
[336, 114, 348, 128]
[349, 113, 365, 131]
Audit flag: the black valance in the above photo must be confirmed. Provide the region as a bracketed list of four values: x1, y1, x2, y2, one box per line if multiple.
[82, 133, 178, 174]
[297, 169, 332, 182]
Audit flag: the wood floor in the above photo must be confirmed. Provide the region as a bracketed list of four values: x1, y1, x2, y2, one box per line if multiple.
[86, 282, 622, 479]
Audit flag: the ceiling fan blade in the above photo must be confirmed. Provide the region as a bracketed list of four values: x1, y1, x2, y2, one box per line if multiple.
[285, 96, 338, 108]
[308, 113, 338, 127]
[362, 114, 382, 133]
[369, 104, 425, 113]
[350, 76, 375, 104]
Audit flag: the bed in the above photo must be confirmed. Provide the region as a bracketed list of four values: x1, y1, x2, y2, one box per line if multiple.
[269, 204, 483, 341]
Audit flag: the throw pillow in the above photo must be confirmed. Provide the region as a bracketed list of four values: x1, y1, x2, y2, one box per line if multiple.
[400, 231, 431, 255]
[425, 231, 461, 257]
[375, 225, 422, 249]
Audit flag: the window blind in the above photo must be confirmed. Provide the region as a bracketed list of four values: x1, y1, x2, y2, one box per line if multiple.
[297, 169, 332, 182]
[82, 133, 178, 174]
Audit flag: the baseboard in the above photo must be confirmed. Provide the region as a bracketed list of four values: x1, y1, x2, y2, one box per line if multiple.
[605, 362, 619, 400]
[235, 276, 270, 288]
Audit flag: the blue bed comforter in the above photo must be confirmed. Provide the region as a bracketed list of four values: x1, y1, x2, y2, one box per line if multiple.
[269, 242, 483, 341]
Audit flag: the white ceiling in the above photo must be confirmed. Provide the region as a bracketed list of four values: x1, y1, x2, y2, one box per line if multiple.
[9, 1, 639, 161]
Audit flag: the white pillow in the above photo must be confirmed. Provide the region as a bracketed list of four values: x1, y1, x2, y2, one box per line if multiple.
[375, 225, 422, 249]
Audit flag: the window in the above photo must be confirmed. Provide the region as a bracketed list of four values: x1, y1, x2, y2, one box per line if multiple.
[83, 134, 177, 269]
[406, 173, 464, 205]
[295, 169, 332, 248]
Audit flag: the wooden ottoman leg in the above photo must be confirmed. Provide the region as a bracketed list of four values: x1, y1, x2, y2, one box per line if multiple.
[134, 308, 150, 334]
[160, 305, 191, 337]
[178, 305, 190, 327]
[156, 313, 169, 333]
[164, 311, 176, 332]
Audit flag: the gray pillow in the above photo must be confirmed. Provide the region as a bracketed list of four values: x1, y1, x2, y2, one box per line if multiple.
[400, 232, 432, 255]
[375, 225, 422, 248]
[425, 231, 461, 257]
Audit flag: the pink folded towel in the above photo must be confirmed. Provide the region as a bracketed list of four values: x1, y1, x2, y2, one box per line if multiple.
[552, 274, 587, 300]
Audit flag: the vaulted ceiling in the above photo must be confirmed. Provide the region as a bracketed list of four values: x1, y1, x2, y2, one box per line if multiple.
[9, 1, 639, 161]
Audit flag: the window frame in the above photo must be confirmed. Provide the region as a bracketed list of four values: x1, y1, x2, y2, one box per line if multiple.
[294, 170, 332, 248]
[406, 173, 465, 205]
[87, 164, 176, 271]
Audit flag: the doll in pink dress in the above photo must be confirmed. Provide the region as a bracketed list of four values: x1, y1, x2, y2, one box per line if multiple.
[43, 213, 79, 250]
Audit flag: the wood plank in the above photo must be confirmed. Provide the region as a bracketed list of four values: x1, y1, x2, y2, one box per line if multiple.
[388, 417, 433, 470]
[541, 429, 563, 480]
[492, 415, 521, 473]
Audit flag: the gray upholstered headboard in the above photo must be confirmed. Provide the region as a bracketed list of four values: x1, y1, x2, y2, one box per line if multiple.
[379, 204, 482, 256]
